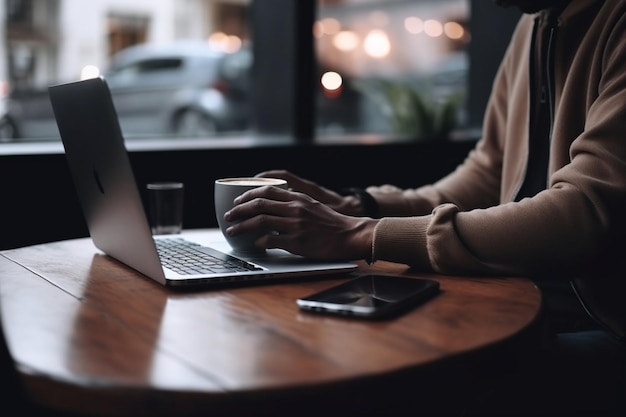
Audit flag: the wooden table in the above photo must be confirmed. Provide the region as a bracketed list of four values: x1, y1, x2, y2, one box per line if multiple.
[0, 230, 543, 417]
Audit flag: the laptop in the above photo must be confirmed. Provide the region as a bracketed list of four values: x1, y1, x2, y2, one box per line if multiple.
[48, 76, 357, 287]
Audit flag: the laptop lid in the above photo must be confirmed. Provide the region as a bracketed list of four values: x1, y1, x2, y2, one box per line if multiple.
[48, 77, 357, 287]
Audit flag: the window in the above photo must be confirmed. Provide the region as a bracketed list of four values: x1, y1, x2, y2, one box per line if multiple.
[314, 0, 469, 139]
[1, 0, 517, 145]
[1, 0, 253, 142]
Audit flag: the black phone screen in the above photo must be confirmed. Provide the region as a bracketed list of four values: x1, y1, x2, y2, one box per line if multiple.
[296, 274, 440, 319]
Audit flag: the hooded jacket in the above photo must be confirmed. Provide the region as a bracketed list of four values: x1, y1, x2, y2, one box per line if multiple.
[369, 0, 626, 339]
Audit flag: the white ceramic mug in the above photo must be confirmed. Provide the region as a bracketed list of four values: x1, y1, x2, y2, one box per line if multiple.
[214, 177, 288, 253]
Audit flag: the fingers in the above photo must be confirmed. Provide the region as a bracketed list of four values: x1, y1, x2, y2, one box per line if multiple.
[225, 203, 298, 244]
[232, 184, 294, 205]
[227, 212, 288, 238]
[256, 170, 319, 195]
[224, 187, 317, 243]
[224, 186, 302, 226]
[229, 193, 297, 220]
[256, 170, 297, 184]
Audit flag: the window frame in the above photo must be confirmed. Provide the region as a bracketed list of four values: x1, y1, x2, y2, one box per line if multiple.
[250, 0, 315, 142]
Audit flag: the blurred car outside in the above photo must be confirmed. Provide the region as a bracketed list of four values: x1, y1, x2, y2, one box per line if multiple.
[1, 39, 365, 142]
[105, 40, 252, 137]
[1, 40, 253, 141]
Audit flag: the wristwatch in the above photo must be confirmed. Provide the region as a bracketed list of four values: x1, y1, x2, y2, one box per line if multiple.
[341, 187, 380, 218]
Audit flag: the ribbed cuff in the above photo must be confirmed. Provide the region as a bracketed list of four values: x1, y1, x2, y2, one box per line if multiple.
[372, 216, 432, 269]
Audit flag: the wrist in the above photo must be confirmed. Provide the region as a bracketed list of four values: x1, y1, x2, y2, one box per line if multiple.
[351, 217, 378, 264]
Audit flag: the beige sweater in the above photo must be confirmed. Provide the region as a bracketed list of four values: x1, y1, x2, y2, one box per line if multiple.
[369, 0, 626, 338]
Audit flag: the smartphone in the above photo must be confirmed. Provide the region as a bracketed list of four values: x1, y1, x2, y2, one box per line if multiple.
[296, 274, 440, 319]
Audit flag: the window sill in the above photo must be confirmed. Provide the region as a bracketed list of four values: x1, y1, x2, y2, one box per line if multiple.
[0, 129, 480, 157]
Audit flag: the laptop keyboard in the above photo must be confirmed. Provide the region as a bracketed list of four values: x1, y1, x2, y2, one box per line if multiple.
[154, 238, 263, 275]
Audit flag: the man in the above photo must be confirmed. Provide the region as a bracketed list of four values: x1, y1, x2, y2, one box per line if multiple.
[226, 1, 625, 414]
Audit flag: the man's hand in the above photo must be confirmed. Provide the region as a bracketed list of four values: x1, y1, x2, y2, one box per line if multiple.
[255, 170, 365, 216]
[223, 185, 378, 260]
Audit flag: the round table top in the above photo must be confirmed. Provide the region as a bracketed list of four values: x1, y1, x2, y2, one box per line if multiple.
[0, 230, 543, 416]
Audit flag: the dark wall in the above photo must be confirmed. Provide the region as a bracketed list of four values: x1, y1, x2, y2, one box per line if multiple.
[0, 140, 475, 250]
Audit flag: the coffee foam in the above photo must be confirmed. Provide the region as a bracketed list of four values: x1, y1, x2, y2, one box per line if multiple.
[216, 178, 286, 186]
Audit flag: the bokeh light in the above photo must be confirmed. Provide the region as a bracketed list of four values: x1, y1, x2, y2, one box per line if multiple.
[364, 29, 391, 58]
[80, 65, 101, 80]
[333, 30, 359, 52]
[404, 17, 424, 34]
[423, 19, 444, 37]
